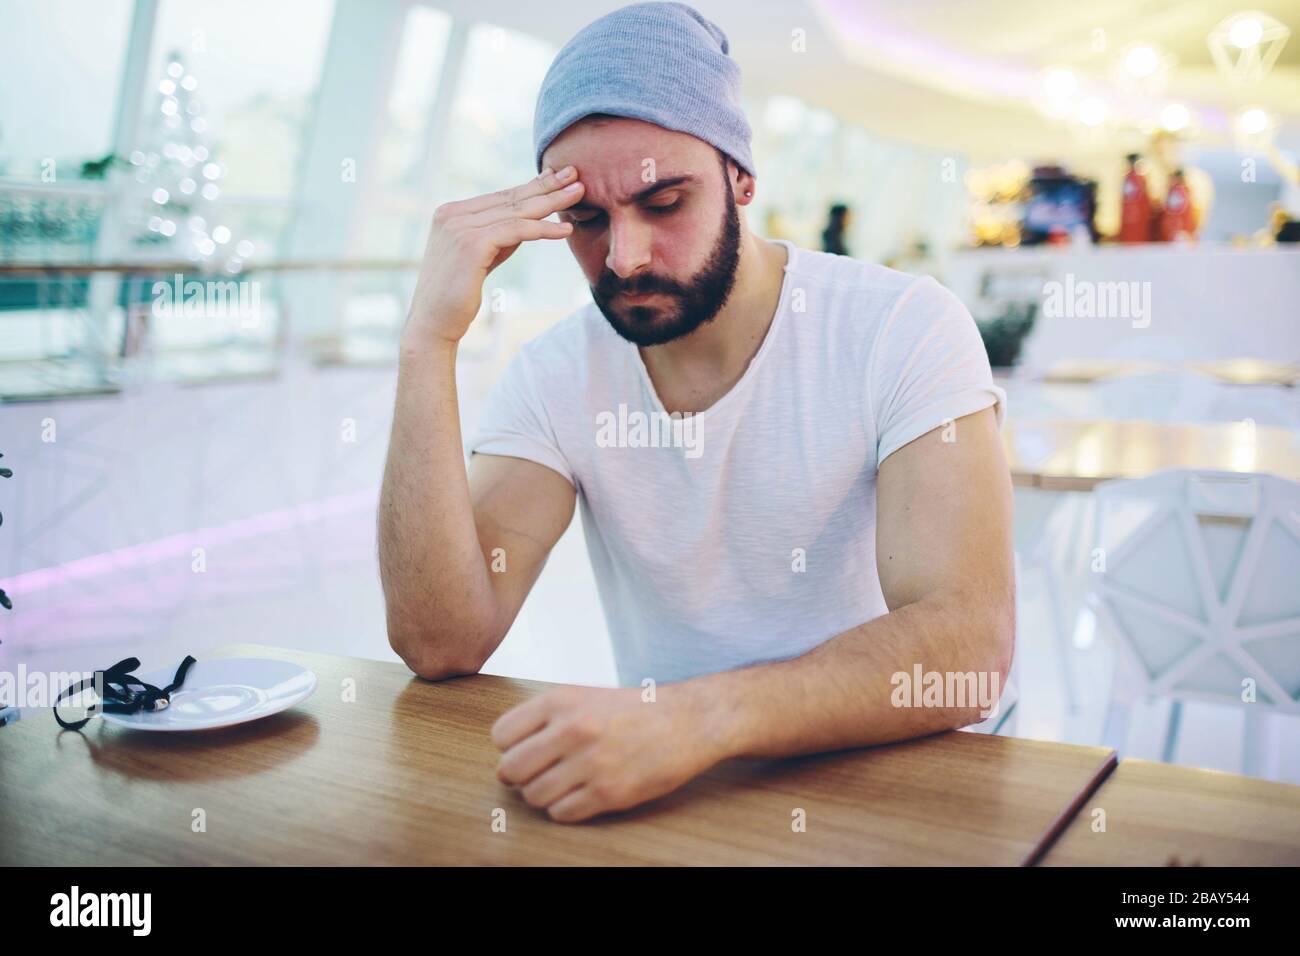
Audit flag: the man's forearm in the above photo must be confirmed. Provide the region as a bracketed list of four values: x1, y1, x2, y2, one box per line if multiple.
[686, 589, 1015, 763]
[378, 342, 498, 674]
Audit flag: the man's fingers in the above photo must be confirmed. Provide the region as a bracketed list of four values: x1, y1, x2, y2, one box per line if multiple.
[546, 786, 601, 823]
[516, 748, 591, 807]
[490, 696, 551, 751]
[521, 761, 588, 810]
[464, 179, 584, 230]
[454, 165, 575, 217]
[477, 216, 574, 249]
[496, 722, 567, 787]
[451, 169, 552, 216]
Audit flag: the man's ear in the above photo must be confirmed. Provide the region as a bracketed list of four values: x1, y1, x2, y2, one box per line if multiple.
[735, 166, 757, 206]
[719, 152, 755, 205]
[723, 157, 756, 206]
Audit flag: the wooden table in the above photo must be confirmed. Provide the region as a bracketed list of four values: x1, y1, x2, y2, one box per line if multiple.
[0, 644, 1116, 866]
[1004, 418, 1300, 491]
[1040, 359, 1173, 384]
[1190, 359, 1300, 388]
[1040, 759, 1300, 866]
[1041, 358, 1299, 387]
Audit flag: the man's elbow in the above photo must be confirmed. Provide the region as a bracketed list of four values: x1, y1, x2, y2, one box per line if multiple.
[970, 580, 1015, 682]
[969, 592, 1016, 724]
[387, 619, 491, 681]
[937, 585, 1015, 728]
[988, 597, 1016, 684]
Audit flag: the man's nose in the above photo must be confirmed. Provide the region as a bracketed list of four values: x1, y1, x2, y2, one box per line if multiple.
[605, 214, 653, 279]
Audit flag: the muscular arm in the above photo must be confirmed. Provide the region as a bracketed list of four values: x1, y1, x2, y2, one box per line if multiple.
[377, 343, 575, 679]
[491, 406, 1017, 822]
[378, 165, 584, 680]
[691, 406, 1016, 757]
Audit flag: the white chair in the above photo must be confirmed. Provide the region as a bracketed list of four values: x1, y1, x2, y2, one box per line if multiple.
[1091, 469, 1300, 777]
[1203, 382, 1300, 431]
[1013, 487, 1085, 713]
[1088, 369, 1220, 423]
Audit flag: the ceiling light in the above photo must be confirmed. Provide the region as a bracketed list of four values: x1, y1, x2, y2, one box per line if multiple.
[1160, 103, 1190, 131]
[1209, 12, 1290, 82]
[1078, 98, 1108, 126]
[1238, 106, 1270, 135]
[1125, 45, 1160, 77]
[1229, 17, 1264, 48]
[1043, 68, 1078, 99]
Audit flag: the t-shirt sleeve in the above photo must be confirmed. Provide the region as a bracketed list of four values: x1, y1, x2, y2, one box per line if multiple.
[467, 345, 576, 487]
[868, 275, 1007, 465]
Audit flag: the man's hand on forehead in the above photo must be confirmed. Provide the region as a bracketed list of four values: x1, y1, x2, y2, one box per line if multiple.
[402, 166, 585, 350]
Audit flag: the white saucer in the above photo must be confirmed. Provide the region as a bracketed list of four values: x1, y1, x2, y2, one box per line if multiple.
[100, 658, 317, 731]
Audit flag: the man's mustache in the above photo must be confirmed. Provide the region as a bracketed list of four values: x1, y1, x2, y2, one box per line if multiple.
[595, 273, 686, 298]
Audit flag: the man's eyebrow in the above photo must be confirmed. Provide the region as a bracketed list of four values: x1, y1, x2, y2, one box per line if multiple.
[568, 174, 697, 211]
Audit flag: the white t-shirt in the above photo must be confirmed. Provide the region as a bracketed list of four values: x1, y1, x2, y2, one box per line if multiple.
[470, 240, 1006, 686]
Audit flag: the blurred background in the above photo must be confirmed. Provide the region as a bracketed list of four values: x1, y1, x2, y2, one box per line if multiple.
[1, 1, 1298, 781]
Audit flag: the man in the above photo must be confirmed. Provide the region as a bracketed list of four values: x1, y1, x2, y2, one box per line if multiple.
[379, 2, 1014, 823]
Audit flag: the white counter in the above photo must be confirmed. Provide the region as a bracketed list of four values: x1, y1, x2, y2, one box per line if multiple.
[939, 245, 1300, 371]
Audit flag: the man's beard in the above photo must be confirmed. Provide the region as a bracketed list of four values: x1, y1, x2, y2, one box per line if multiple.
[590, 183, 741, 348]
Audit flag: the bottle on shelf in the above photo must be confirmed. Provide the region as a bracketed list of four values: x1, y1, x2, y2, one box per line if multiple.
[1119, 153, 1151, 243]
[1161, 168, 1196, 242]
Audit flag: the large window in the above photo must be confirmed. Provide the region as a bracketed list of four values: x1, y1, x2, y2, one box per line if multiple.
[376, 5, 453, 194]
[1, 6, 980, 395]
[0, 1, 133, 271]
[121, 0, 336, 267]
[439, 23, 586, 328]
[143, 0, 335, 197]
[347, 17, 584, 363]
[0, 0, 135, 182]
[353, 5, 455, 261]
[0, 0, 336, 398]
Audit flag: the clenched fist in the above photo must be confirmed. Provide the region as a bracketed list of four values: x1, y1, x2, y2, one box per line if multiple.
[404, 165, 585, 351]
[492, 683, 728, 823]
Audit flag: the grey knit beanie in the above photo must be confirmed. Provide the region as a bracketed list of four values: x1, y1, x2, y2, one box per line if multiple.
[533, 2, 755, 177]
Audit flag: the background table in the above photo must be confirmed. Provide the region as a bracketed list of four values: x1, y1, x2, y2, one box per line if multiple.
[1004, 419, 1300, 491]
[1041, 759, 1300, 866]
[1040, 358, 1300, 387]
[1040, 359, 1173, 384]
[0, 644, 1116, 866]
[1190, 359, 1300, 388]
